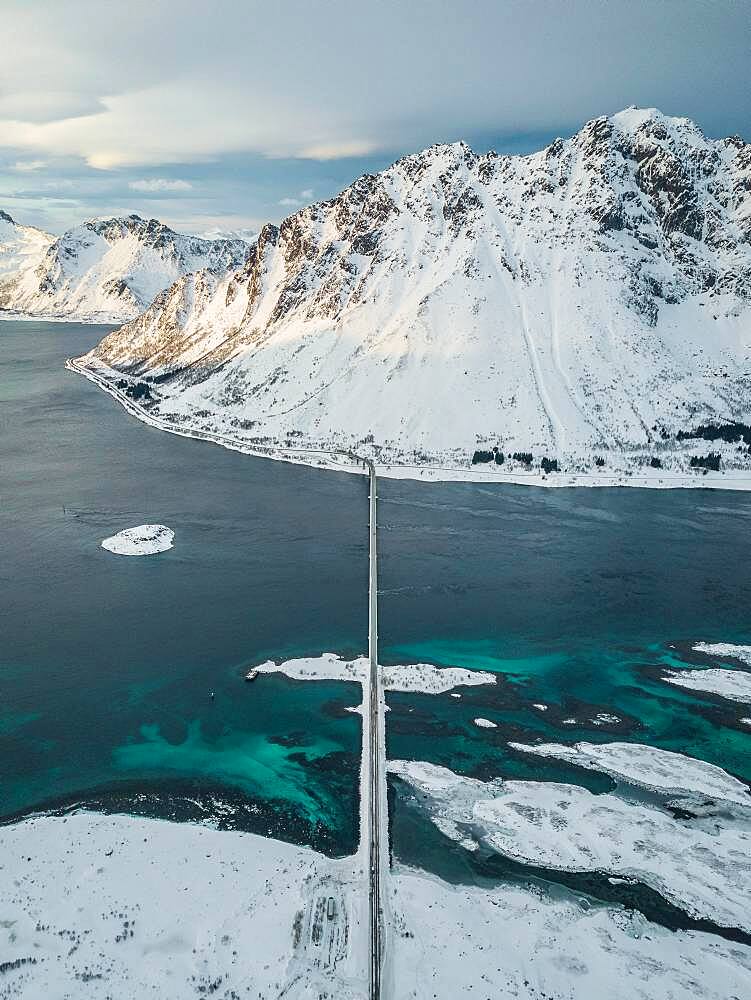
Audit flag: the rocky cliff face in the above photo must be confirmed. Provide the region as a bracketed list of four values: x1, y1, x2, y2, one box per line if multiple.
[80, 109, 751, 472]
[1, 214, 250, 323]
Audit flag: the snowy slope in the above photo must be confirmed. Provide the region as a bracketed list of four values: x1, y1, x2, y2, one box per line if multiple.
[78, 109, 751, 474]
[0, 210, 55, 302]
[1, 214, 250, 323]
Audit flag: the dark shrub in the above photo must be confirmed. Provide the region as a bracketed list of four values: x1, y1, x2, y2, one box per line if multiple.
[128, 382, 152, 400]
[494, 451, 505, 465]
[678, 422, 751, 446]
[595, 456, 605, 467]
[690, 453, 721, 472]
[650, 456, 662, 468]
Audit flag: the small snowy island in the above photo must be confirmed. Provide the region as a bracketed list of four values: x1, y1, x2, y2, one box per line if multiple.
[101, 524, 174, 556]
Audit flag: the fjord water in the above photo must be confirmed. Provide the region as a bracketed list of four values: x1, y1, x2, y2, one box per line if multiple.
[2, 321, 751, 858]
[1, 321, 366, 853]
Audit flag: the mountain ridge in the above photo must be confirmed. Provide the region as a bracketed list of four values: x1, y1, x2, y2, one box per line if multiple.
[76, 108, 751, 476]
[0, 213, 251, 323]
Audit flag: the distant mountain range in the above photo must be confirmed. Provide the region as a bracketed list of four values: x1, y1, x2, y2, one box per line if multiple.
[0, 212, 250, 323]
[63, 110, 751, 472]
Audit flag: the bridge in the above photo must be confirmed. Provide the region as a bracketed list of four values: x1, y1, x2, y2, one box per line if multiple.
[366, 459, 383, 1000]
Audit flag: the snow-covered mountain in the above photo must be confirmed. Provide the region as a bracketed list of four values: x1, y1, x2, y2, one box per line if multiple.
[1, 214, 250, 323]
[0, 210, 55, 300]
[78, 109, 751, 475]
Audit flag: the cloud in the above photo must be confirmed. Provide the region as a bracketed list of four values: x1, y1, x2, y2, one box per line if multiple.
[278, 187, 316, 208]
[296, 140, 378, 161]
[0, 0, 747, 174]
[13, 160, 47, 172]
[128, 178, 193, 192]
[0, 91, 105, 124]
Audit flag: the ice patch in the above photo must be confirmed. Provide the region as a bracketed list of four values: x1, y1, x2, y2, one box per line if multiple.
[389, 757, 751, 931]
[509, 741, 751, 806]
[473, 717, 497, 729]
[101, 524, 174, 555]
[590, 712, 621, 725]
[663, 667, 751, 704]
[693, 642, 751, 666]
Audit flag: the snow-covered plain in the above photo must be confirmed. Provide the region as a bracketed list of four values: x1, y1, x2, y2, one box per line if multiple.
[390, 865, 751, 1000]
[0, 812, 367, 1000]
[389, 757, 751, 932]
[73, 108, 751, 484]
[4, 812, 749, 1000]
[100, 524, 174, 556]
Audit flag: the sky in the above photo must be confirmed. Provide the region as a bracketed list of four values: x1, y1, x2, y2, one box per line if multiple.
[1, 0, 749, 236]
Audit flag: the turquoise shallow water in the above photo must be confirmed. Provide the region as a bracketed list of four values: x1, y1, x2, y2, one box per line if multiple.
[384, 637, 751, 784]
[2, 321, 751, 858]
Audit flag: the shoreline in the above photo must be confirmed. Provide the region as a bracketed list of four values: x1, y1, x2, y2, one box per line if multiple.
[66, 357, 751, 491]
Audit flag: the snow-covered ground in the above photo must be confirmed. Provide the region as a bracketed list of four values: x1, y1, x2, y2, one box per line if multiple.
[663, 667, 751, 703]
[255, 652, 496, 695]
[509, 740, 751, 806]
[0, 210, 54, 302]
[100, 524, 174, 556]
[389, 756, 751, 932]
[693, 642, 751, 667]
[67, 354, 751, 490]
[390, 865, 751, 1000]
[473, 717, 497, 728]
[0, 812, 367, 1000]
[4, 811, 749, 1000]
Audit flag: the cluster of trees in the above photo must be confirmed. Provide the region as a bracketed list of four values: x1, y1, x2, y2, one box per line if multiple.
[677, 422, 751, 447]
[471, 447, 505, 465]
[116, 379, 152, 401]
[690, 453, 721, 471]
[471, 448, 560, 473]
[650, 456, 663, 468]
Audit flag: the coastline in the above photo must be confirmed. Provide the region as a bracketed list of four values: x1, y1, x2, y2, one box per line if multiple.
[66, 356, 751, 491]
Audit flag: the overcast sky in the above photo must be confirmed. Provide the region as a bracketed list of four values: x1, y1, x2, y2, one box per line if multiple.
[1, 0, 749, 235]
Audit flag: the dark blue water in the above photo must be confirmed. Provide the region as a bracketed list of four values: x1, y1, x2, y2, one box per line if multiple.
[2, 320, 751, 861]
[1, 321, 368, 852]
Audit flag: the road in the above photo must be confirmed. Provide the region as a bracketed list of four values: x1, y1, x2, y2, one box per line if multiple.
[366, 459, 383, 1000]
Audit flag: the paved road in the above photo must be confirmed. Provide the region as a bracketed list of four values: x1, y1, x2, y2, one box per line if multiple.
[366, 460, 382, 1000]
